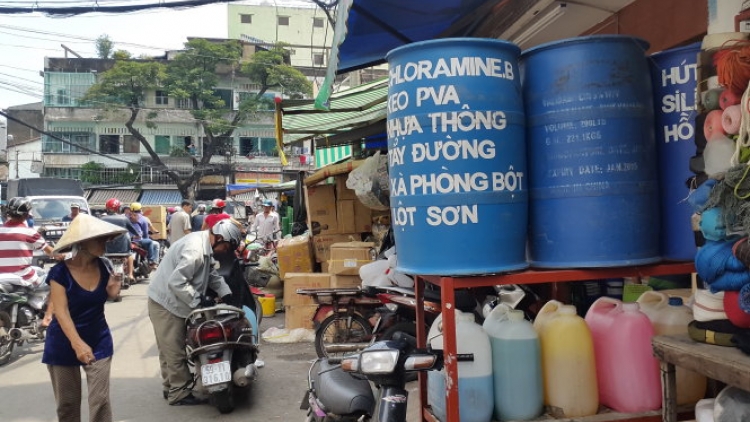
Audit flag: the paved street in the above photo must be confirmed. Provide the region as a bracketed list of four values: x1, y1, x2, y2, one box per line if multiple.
[0, 279, 318, 422]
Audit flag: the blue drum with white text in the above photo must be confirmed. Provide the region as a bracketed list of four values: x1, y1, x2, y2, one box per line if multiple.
[386, 38, 528, 275]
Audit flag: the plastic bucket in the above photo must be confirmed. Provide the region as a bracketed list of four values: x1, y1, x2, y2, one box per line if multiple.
[649, 43, 701, 261]
[386, 38, 528, 275]
[521, 35, 661, 268]
[258, 294, 276, 318]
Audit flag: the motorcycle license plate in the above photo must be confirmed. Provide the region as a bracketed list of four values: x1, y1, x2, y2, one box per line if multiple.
[201, 361, 231, 386]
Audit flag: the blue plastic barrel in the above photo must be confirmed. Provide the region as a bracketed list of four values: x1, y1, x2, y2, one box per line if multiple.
[650, 43, 700, 261]
[521, 36, 661, 268]
[386, 38, 528, 275]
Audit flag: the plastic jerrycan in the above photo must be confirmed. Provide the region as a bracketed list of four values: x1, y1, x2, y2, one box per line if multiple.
[427, 310, 493, 422]
[532, 299, 564, 334]
[538, 304, 599, 418]
[637, 292, 707, 405]
[483, 308, 543, 421]
[585, 297, 661, 412]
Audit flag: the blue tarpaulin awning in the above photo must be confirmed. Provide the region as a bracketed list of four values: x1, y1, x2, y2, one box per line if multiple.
[139, 190, 183, 206]
[315, 0, 494, 109]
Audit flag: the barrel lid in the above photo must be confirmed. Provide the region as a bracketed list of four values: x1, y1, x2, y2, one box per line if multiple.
[386, 37, 521, 61]
[668, 297, 684, 306]
[521, 35, 649, 59]
[649, 42, 701, 59]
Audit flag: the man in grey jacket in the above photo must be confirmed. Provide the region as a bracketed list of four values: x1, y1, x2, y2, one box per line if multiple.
[146, 220, 242, 406]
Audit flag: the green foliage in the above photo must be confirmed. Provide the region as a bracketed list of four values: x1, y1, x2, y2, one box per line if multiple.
[80, 161, 104, 184]
[96, 34, 114, 59]
[112, 50, 132, 60]
[241, 43, 313, 101]
[170, 146, 190, 157]
[82, 60, 166, 109]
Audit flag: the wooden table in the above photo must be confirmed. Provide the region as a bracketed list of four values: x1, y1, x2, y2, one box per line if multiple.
[652, 334, 750, 422]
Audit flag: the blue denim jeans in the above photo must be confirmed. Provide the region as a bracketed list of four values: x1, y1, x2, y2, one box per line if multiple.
[136, 239, 159, 263]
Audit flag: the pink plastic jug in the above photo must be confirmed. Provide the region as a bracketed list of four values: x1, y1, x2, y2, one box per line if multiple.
[585, 297, 661, 413]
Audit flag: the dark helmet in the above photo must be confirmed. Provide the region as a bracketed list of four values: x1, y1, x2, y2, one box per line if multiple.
[7, 197, 32, 218]
[211, 219, 242, 250]
[262, 199, 274, 207]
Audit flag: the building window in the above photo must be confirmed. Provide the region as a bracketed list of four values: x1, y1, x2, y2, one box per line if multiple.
[239, 137, 257, 156]
[313, 53, 325, 66]
[43, 132, 94, 153]
[176, 98, 193, 109]
[278, 16, 289, 26]
[123, 135, 140, 153]
[313, 17, 324, 28]
[99, 135, 120, 154]
[57, 89, 70, 105]
[154, 135, 171, 154]
[241, 14, 252, 24]
[155, 90, 168, 105]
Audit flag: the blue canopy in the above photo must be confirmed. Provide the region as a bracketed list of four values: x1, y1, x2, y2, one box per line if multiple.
[315, 0, 493, 109]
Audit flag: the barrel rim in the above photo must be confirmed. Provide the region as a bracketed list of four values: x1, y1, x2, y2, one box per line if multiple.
[649, 41, 701, 59]
[520, 35, 649, 58]
[386, 37, 521, 61]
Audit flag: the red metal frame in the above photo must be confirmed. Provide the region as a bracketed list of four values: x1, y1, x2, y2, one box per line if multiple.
[414, 261, 696, 422]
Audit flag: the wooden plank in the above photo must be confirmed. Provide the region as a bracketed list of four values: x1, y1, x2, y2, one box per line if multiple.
[661, 361, 677, 422]
[652, 334, 750, 392]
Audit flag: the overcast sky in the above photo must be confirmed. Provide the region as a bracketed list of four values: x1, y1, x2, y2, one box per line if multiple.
[0, 0, 317, 110]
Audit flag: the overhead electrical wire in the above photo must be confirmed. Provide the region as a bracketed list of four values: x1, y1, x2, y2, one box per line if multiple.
[0, 0, 246, 16]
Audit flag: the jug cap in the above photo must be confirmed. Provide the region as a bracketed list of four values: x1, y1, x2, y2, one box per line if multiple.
[622, 302, 640, 312]
[560, 305, 577, 315]
[668, 297, 684, 306]
[508, 309, 525, 321]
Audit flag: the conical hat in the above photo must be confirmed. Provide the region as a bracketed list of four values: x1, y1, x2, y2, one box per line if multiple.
[53, 213, 127, 253]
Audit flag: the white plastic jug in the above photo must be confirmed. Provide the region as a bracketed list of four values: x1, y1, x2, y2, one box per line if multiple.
[427, 310, 493, 422]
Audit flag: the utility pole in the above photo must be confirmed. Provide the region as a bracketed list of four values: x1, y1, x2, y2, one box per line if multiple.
[15, 150, 18, 178]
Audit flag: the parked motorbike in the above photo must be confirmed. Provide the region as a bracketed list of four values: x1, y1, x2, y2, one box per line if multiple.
[241, 230, 280, 288]
[0, 273, 49, 366]
[301, 333, 452, 422]
[186, 302, 260, 414]
[103, 253, 130, 302]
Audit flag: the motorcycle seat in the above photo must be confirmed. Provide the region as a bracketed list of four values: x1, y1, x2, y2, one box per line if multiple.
[313, 359, 375, 417]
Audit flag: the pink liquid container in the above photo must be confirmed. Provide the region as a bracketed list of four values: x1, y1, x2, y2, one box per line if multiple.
[483, 309, 543, 421]
[537, 304, 599, 417]
[585, 297, 661, 412]
[637, 292, 707, 405]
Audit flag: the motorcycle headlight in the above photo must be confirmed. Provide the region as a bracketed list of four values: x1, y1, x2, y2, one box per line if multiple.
[349, 349, 400, 374]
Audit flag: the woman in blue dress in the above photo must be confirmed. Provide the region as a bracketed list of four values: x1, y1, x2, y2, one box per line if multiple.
[42, 213, 126, 422]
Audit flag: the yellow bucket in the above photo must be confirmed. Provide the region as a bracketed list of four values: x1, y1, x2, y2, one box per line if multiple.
[258, 294, 276, 318]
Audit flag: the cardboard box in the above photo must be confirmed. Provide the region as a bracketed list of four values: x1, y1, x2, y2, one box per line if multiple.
[312, 233, 359, 263]
[150, 221, 167, 240]
[305, 184, 338, 234]
[337, 200, 374, 233]
[328, 242, 376, 276]
[276, 233, 314, 280]
[283, 273, 331, 306]
[142, 205, 166, 223]
[331, 274, 362, 288]
[335, 174, 358, 200]
[284, 304, 318, 330]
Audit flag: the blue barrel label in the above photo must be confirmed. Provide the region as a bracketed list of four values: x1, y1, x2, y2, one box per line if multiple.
[657, 59, 697, 143]
[386, 39, 528, 274]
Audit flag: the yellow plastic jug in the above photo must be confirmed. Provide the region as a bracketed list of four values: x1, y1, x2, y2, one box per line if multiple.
[538, 304, 599, 417]
[637, 291, 707, 405]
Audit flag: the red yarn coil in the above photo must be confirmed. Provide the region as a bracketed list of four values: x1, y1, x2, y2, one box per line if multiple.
[714, 40, 750, 96]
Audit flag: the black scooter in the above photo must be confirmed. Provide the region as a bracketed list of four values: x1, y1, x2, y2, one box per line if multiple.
[300, 333, 451, 422]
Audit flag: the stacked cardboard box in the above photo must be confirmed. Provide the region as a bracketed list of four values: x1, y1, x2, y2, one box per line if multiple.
[283, 273, 331, 329]
[142, 205, 167, 240]
[328, 242, 375, 288]
[276, 233, 314, 280]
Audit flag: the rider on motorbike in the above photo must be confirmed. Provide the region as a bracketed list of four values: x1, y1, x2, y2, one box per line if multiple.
[128, 202, 160, 270]
[146, 219, 242, 406]
[0, 197, 62, 324]
[99, 198, 139, 283]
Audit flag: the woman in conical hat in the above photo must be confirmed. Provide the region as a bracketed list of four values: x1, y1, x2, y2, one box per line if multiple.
[42, 213, 126, 422]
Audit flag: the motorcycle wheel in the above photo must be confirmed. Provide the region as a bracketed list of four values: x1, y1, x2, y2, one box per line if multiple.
[137, 261, 150, 281]
[0, 311, 15, 366]
[315, 314, 372, 359]
[210, 386, 235, 414]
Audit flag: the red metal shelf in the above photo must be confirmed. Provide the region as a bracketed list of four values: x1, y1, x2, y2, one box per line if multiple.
[413, 261, 696, 422]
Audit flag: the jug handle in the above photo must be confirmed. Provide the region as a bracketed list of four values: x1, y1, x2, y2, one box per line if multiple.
[485, 302, 512, 323]
[636, 290, 668, 306]
[589, 296, 622, 315]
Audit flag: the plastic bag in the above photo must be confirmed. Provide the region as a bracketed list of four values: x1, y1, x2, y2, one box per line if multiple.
[347, 151, 390, 210]
[714, 386, 750, 422]
[261, 326, 315, 343]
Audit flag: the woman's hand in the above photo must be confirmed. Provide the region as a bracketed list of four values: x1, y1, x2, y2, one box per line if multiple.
[73, 342, 95, 365]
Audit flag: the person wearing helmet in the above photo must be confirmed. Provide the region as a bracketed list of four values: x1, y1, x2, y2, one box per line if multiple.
[200, 198, 230, 230]
[128, 202, 160, 269]
[100, 198, 139, 282]
[250, 198, 280, 243]
[0, 197, 59, 285]
[146, 219, 241, 406]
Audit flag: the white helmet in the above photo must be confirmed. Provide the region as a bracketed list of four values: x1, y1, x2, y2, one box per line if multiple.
[211, 219, 241, 249]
